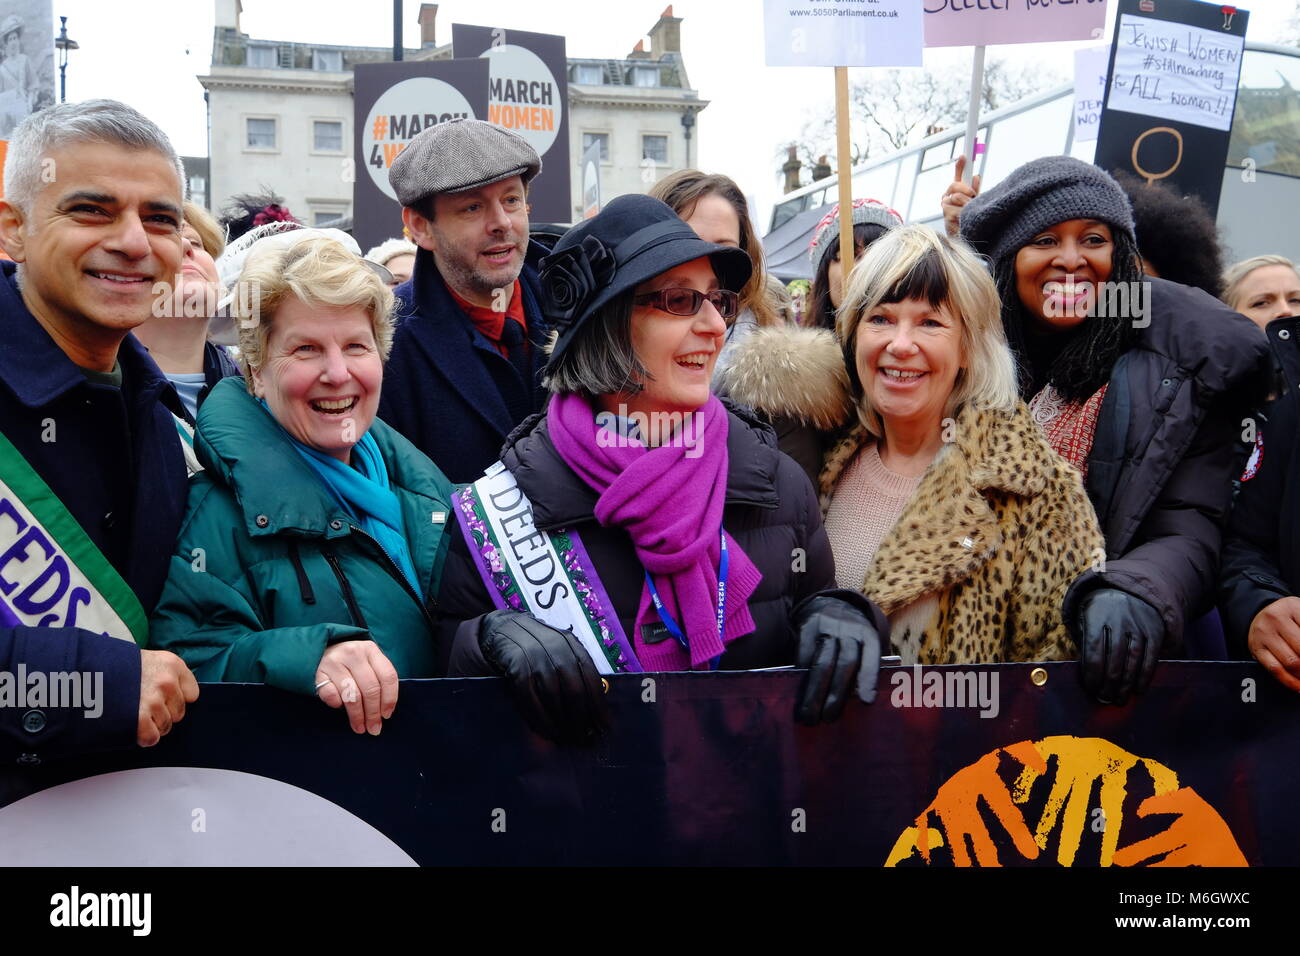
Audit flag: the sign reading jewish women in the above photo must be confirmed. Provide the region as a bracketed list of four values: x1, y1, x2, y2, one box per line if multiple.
[352, 59, 490, 253]
[452, 23, 571, 225]
[1074, 45, 1110, 143]
[923, 0, 1109, 48]
[763, 0, 923, 67]
[1094, 0, 1248, 217]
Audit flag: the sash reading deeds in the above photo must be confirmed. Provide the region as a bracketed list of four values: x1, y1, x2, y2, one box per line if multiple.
[0, 430, 147, 646]
[454, 462, 640, 674]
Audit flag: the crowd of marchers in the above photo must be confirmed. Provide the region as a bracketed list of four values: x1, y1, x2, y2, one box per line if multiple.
[2, 97, 1300, 759]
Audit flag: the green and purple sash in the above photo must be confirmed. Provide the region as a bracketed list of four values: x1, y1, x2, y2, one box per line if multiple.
[0, 430, 147, 646]
[454, 461, 640, 674]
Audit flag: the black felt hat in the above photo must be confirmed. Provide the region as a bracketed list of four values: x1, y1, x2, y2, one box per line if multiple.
[540, 194, 753, 363]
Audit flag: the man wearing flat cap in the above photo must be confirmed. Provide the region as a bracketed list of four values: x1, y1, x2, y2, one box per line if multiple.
[378, 118, 551, 483]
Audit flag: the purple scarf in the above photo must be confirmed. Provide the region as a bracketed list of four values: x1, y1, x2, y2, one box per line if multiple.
[547, 392, 762, 670]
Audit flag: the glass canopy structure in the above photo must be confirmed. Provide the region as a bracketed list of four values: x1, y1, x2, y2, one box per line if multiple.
[766, 41, 1300, 282]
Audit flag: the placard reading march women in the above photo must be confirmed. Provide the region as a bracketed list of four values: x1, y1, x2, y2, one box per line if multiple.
[451, 24, 571, 224]
[1107, 14, 1245, 132]
[763, 0, 922, 67]
[924, 0, 1109, 48]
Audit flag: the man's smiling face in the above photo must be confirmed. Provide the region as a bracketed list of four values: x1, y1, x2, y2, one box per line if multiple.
[0, 140, 184, 358]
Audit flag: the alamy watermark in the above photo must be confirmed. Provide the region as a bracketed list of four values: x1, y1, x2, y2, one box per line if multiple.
[0, 665, 102, 718]
[889, 664, 999, 718]
[1043, 279, 1151, 328]
[594, 405, 706, 459]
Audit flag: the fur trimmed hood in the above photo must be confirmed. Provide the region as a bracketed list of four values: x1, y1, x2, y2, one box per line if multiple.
[713, 324, 854, 431]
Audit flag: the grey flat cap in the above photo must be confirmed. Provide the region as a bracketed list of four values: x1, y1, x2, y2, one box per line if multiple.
[388, 118, 542, 208]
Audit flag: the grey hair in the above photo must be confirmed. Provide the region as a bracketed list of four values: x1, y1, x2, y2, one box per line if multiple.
[543, 291, 649, 397]
[2, 99, 186, 216]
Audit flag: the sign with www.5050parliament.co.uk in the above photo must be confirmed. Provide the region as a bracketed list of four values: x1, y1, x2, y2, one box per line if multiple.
[351, 59, 490, 253]
[452, 23, 571, 225]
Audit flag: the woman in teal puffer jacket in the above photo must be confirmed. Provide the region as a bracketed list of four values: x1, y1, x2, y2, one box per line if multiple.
[149, 235, 454, 735]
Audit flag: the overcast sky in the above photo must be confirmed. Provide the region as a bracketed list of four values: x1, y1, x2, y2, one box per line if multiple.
[47, 0, 1297, 226]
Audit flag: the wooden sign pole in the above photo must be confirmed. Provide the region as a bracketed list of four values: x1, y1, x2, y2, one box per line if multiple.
[835, 66, 855, 272]
[962, 45, 986, 184]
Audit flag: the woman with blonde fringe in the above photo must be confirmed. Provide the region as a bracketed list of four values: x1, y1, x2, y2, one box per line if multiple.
[149, 236, 454, 736]
[819, 225, 1105, 665]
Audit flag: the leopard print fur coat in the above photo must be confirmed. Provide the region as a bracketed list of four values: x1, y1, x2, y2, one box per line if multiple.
[819, 400, 1105, 664]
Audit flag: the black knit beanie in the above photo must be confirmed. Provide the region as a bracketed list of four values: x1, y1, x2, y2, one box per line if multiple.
[959, 156, 1137, 268]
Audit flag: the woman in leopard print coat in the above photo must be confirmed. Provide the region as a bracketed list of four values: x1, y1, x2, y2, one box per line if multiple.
[723, 225, 1104, 664]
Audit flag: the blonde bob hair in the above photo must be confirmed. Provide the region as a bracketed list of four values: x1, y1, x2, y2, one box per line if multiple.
[234, 236, 396, 392]
[182, 201, 225, 259]
[1222, 254, 1300, 311]
[836, 224, 1018, 438]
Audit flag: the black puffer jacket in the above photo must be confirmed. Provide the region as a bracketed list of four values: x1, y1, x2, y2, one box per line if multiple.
[1063, 278, 1271, 647]
[438, 403, 869, 674]
[1218, 314, 1300, 655]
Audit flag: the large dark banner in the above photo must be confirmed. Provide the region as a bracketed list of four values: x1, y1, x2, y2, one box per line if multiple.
[1095, 0, 1249, 217]
[451, 23, 572, 226]
[351, 59, 491, 254]
[1, 662, 1296, 866]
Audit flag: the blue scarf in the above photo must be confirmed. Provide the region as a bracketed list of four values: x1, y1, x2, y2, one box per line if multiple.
[260, 403, 422, 597]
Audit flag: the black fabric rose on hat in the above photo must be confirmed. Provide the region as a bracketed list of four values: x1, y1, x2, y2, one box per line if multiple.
[540, 234, 617, 328]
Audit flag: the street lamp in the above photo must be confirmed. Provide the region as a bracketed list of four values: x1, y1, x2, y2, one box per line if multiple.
[680, 106, 696, 168]
[55, 16, 79, 103]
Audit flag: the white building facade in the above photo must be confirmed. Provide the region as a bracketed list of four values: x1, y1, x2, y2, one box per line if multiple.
[198, 1, 706, 225]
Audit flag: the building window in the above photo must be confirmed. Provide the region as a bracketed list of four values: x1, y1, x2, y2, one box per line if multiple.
[246, 117, 277, 150]
[313, 208, 347, 226]
[632, 67, 660, 88]
[247, 43, 277, 68]
[313, 120, 343, 152]
[642, 134, 668, 165]
[313, 49, 342, 71]
[574, 64, 603, 85]
[582, 132, 609, 162]
[188, 175, 207, 205]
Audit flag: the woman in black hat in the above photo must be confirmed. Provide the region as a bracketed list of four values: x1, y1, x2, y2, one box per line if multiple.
[955, 156, 1270, 704]
[436, 194, 886, 743]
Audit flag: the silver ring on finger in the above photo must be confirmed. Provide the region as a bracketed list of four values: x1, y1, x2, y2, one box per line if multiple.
[314, 678, 333, 691]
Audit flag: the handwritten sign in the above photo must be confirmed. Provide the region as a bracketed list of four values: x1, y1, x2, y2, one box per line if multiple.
[1073, 46, 1110, 143]
[1106, 14, 1244, 132]
[763, 0, 922, 67]
[924, 0, 1109, 48]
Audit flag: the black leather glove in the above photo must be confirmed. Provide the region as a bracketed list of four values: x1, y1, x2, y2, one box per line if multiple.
[793, 593, 883, 725]
[478, 609, 609, 744]
[1073, 588, 1165, 705]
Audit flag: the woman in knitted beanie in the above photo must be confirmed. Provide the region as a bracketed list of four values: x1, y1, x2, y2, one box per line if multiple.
[957, 155, 1270, 703]
[807, 198, 903, 331]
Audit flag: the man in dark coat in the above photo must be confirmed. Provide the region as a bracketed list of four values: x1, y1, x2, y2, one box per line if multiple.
[377, 118, 552, 483]
[1219, 313, 1300, 692]
[0, 99, 198, 769]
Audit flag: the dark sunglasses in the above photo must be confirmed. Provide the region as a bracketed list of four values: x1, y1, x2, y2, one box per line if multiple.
[633, 288, 740, 320]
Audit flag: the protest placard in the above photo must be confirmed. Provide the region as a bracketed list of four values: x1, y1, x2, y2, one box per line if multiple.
[581, 138, 602, 220]
[352, 59, 490, 254]
[452, 24, 571, 224]
[1095, 0, 1249, 218]
[1074, 45, 1110, 143]
[1106, 13, 1245, 132]
[923, 0, 1109, 49]
[763, 0, 923, 67]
